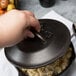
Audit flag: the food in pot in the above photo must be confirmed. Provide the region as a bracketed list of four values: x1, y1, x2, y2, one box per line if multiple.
[20, 47, 72, 76]
[0, 0, 16, 15]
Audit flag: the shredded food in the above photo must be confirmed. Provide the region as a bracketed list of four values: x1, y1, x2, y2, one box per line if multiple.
[21, 48, 72, 76]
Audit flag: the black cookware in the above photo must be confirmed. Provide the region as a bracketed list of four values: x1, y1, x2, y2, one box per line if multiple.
[4, 19, 75, 76]
[39, 0, 56, 8]
[17, 43, 75, 76]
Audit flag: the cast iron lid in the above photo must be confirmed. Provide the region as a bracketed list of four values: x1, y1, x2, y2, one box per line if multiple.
[5, 19, 71, 68]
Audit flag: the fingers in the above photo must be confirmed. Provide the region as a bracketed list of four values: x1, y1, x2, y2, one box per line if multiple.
[29, 16, 41, 32]
[24, 29, 35, 38]
[21, 10, 41, 32]
[22, 10, 35, 17]
[10, 10, 40, 38]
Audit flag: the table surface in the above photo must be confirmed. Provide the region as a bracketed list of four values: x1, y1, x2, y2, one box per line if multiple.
[18, 0, 76, 23]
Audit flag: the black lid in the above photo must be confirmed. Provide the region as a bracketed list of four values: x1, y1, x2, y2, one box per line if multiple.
[5, 19, 71, 68]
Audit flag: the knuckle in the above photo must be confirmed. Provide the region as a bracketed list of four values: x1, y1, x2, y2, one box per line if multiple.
[19, 12, 27, 19]
[10, 9, 18, 13]
[25, 11, 34, 16]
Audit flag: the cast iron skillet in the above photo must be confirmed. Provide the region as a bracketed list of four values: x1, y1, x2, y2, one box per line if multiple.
[17, 43, 75, 76]
[5, 19, 71, 69]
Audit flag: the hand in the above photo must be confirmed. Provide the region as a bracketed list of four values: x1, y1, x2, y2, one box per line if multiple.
[0, 10, 40, 47]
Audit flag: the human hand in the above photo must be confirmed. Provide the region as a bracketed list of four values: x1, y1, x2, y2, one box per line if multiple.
[0, 10, 40, 47]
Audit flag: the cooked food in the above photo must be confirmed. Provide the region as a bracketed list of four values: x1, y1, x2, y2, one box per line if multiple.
[9, 0, 14, 4]
[20, 47, 72, 76]
[0, 0, 9, 9]
[0, 8, 5, 14]
[7, 3, 15, 11]
[0, 0, 16, 15]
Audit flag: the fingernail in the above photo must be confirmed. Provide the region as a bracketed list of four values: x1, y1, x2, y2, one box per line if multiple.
[30, 33, 35, 38]
[37, 29, 40, 32]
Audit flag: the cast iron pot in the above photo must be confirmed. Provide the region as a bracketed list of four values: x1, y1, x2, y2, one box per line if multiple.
[17, 43, 75, 76]
[5, 19, 75, 76]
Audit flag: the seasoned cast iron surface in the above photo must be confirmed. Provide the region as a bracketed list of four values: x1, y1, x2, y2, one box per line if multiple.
[5, 19, 71, 68]
[17, 43, 75, 76]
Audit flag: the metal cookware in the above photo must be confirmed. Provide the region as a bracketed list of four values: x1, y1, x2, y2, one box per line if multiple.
[5, 19, 71, 68]
[17, 43, 75, 76]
